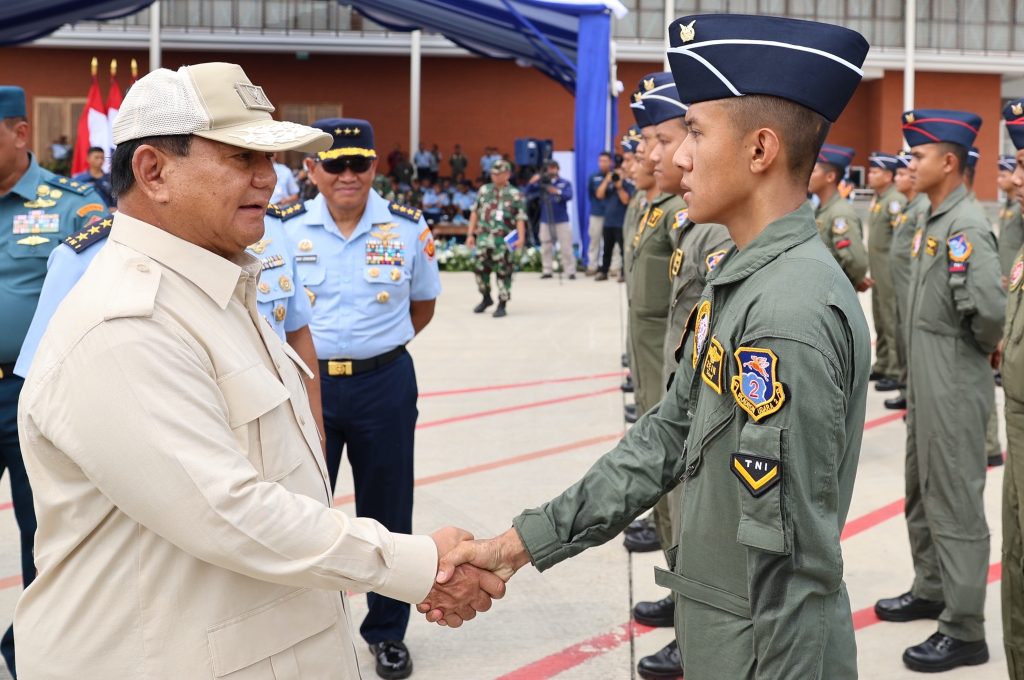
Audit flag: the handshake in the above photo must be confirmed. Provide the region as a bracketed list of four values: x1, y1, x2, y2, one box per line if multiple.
[420, 526, 531, 628]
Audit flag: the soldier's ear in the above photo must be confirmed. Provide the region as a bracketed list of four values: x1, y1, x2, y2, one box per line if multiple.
[749, 126, 782, 176]
[131, 144, 172, 204]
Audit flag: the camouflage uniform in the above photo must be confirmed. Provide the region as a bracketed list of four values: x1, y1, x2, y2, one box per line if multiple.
[472, 183, 526, 302]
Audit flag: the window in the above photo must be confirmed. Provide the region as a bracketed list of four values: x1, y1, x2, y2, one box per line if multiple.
[32, 97, 85, 167]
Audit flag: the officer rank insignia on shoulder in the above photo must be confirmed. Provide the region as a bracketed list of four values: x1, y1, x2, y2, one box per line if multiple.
[63, 212, 114, 253]
[731, 453, 781, 497]
[691, 300, 712, 369]
[266, 202, 307, 221]
[389, 201, 422, 223]
[701, 337, 725, 394]
[1011, 257, 1024, 292]
[947, 232, 972, 262]
[673, 209, 688, 230]
[705, 250, 727, 273]
[832, 217, 848, 234]
[730, 347, 786, 422]
[48, 176, 92, 195]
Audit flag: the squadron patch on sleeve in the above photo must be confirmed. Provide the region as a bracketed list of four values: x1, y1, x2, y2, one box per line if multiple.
[832, 217, 848, 235]
[730, 347, 786, 422]
[701, 337, 725, 394]
[673, 209, 688, 230]
[889, 199, 902, 215]
[731, 454, 781, 497]
[1011, 257, 1024, 291]
[947, 232, 972, 262]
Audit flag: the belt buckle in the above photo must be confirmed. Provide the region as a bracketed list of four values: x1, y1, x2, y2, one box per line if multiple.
[328, 360, 353, 377]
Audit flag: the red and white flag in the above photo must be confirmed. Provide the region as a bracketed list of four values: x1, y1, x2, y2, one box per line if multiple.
[105, 61, 123, 171]
[71, 60, 111, 176]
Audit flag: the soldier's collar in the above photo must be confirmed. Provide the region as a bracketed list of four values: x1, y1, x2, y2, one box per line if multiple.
[9, 152, 43, 201]
[709, 202, 818, 287]
[929, 183, 967, 222]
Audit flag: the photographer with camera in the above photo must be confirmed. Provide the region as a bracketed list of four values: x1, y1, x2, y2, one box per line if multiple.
[527, 160, 575, 278]
[594, 156, 632, 281]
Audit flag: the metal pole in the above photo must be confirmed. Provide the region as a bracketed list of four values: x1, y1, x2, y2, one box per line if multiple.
[149, 0, 161, 71]
[607, 39, 616, 149]
[410, 29, 421, 169]
[903, 0, 915, 114]
[663, 0, 674, 71]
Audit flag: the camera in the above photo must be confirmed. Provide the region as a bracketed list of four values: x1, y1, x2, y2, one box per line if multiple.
[610, 171, 621, 183]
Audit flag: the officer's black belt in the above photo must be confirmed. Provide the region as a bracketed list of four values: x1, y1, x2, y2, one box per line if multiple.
[319, 346, 406, 377]
[0, 363, 16, 380]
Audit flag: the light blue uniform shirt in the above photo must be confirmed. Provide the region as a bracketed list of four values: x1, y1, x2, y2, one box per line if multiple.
[285, 191, 441, 360]
[14, 215, 310, 377]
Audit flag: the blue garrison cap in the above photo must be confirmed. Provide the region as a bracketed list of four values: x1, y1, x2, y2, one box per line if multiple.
[0, 86, 26, 118]
[621, 126, 642, 153]
[1000, 154, 1016, 172]
[868, 151, 900, 171]
[967, 147, 980, 169]
[639, 72, 687, 126]
[1004, 99, 1024, 150]
[311, 117, 375, 159]
[817, 143, 856, 170]
[901, 110, 981, 151]
[626, 85, 651, 129]
[895, 151, 912, 169]
[666, 14, 868, 123]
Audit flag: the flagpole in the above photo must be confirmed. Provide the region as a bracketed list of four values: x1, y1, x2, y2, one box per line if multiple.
[149, 1, 162, 71]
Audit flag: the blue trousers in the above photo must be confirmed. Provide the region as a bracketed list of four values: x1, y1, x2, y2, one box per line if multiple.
[0, 377, 36, 679]
[321, 350, 417, 645]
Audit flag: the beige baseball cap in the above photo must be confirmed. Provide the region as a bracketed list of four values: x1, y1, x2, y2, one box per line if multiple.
[112, 62, 332, 153]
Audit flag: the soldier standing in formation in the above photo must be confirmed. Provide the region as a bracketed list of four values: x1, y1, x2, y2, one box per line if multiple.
[866, 152, 907, 390]
[809, 143, 871, 292]
[466, 159, 526, 318]
[999, 153, 1024, 285]
[875, 109, 1004, 673]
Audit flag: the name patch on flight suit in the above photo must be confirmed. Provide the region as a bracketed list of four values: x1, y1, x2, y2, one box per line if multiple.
[731, 453, 782, 497]
[730, 347, 786, 422]
[1011, 257, 1024, 291]
[646, 207, 664, 229]
[692, 300, 712, 369]
[705, 250, 727, 272]
[912, 228, 923, 257]
[669, 248, 684, 278]
[701, 337, 725, 394]
[925, 236, 939, 257]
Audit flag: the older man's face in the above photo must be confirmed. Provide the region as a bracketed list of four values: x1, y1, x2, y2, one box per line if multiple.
[165, 137, 276, 256]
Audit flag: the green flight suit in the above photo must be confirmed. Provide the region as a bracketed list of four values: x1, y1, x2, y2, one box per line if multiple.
[1001, 246, 1024, 677]
[999, 200, 1024, 280]
[904, 184, 1005, 642]
[868, 186, 907, 378]
[814, 192, 869, 288]
[622, 190, 648, 373]
[891, 194, 930, 389]
[628, 192, 684, 416]
[515, 203, 869, 679]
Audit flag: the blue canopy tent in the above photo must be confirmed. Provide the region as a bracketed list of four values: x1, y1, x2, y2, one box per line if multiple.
[0, 1, 156, 46]
[340, 0, 625, 265]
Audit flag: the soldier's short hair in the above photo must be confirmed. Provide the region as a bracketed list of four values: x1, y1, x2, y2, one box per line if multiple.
[110, 134, 192, 200]
[937, 142, 968, 176]
[723, 94, 831, 183]
[2, 116, 26, 129]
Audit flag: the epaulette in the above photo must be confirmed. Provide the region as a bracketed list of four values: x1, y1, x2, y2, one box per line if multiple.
[389, 201, 422, 223]
[63, 212, 114, 253]
[46, 175, 94, 196]
[266, 201, 307, 221]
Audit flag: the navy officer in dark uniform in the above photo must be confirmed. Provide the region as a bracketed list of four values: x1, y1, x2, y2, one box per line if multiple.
[285, 118, 441, 680]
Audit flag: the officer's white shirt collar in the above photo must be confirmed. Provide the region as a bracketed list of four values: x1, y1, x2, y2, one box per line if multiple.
[314, 189, 390, 242]
[109, 211, 259, 310]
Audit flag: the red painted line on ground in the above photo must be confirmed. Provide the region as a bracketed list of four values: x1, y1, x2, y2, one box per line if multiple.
[841, 499, 905, 541]
[0, 576, 20, 591]
[420, 371, 624, 398]
[334, 432, 623, 507]
[852, 562, 1003, 631]
[863, 410, 906, 431]
[416, 385, 621, 430]
[496, 622, 657, 680]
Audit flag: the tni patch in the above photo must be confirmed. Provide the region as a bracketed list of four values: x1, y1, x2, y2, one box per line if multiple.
[731, 454, 781, 497]
[730, 347, 786, 422]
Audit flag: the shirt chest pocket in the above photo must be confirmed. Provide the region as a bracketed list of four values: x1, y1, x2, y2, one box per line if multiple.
[294, 255, 325, 287]
[364, 266, 409, 288]
[6, 236, 56, 259]
[256, 275, 297, 306]
[218, 363, 303, 482]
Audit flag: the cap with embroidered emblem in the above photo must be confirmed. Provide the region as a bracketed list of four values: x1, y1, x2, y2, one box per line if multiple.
[490, 159, 511, 173]
[1004, 98, 1024, 150]
[312, 117, 376, 160]
[868, 151, 900, 171]
[112, 62, 331, 153]
[999, 154, 1016, 172]
[0, 86, 26, 118]
[629, 83, 653, 128]
[621, 126, 642, 153]
[666, 14, 868, 123]
[895, 151, 912, 169]
[640, 72, 688, 126]
[817, 143, 856, 170]
[901, 109, 981, 150]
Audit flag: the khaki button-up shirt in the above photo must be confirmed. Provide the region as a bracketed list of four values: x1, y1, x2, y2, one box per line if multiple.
[16, 212, 437, 679]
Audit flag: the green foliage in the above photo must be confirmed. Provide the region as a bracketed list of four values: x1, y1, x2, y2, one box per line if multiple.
[434, 238, 550, 273]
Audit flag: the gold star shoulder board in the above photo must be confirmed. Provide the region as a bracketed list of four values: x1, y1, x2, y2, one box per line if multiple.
[266, 201, 307, 222]
[45, 174, 94, 196]
[64, 212, 115, 254]
[389, 201, 423, 223]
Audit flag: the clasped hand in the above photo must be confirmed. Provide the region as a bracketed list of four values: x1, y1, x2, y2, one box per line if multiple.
[420, 527, 529, 628]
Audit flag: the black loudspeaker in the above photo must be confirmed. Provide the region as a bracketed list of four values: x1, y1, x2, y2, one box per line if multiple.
[514, 138, 553, 167]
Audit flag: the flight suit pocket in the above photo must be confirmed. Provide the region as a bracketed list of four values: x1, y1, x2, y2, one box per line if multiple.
[654, 567, 751, 619]
[734, 423, 789, 555]
[949, 272, 976, 315]
[207, 588, 340, 678]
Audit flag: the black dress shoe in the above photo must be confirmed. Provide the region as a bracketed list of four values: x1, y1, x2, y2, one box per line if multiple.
[369, 640, 412, 680]
[540, 273, 553, 279]
[884, 394, 907, 410]
[621, 376, 635, 393]
[869, 369, 885, 381]
[902, 632, 988, 673]
[996, 371, 1003, 387]
[637, 640, 683, 679]
[624, 403, 638, 424]
[634, 595, 675, 627]
[621, 353, 629, 368]
[492, 301, 507, 318]
[875, 377, 904, 392]
[988, 453, 1004, 467]
[623, 523, 660, 552]
[473, 295, 493, 313]
[624, 516, 653, 537]
[874, 592, 944, 622]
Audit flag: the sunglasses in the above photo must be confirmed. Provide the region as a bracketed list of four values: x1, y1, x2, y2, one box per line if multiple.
[318, 156, 374, 175]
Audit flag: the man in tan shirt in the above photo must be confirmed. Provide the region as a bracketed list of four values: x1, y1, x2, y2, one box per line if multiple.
[15, 62, 500, 679]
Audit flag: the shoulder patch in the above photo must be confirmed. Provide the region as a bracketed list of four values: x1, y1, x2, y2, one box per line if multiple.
[947, 232, 972, 262]
[731, 454, 781, 497]
[701, 337, 725, 394]
[691, 300, 712, 370]
[646, 207, 665, 228]
[266, 201, 307, 222]
[705, 249, 727, 272]
[63, 212, 114, 253]
[389, 201, 423, 223]
[1011, 257, 1024, 291]
[888, 199, 902, 215]
[673, 209, 688, 230]
[730, 346, 786, 422]
[46, 175, 93, 195]
[832, 217, 848, 234]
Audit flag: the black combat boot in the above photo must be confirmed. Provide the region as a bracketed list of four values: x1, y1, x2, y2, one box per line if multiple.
[473, 294, 493, 313]
[492, 301, 507, 318]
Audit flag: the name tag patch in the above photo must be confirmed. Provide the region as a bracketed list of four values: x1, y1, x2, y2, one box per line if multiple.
[731, 453, 781, 497]
[701, 337, 724, 394]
